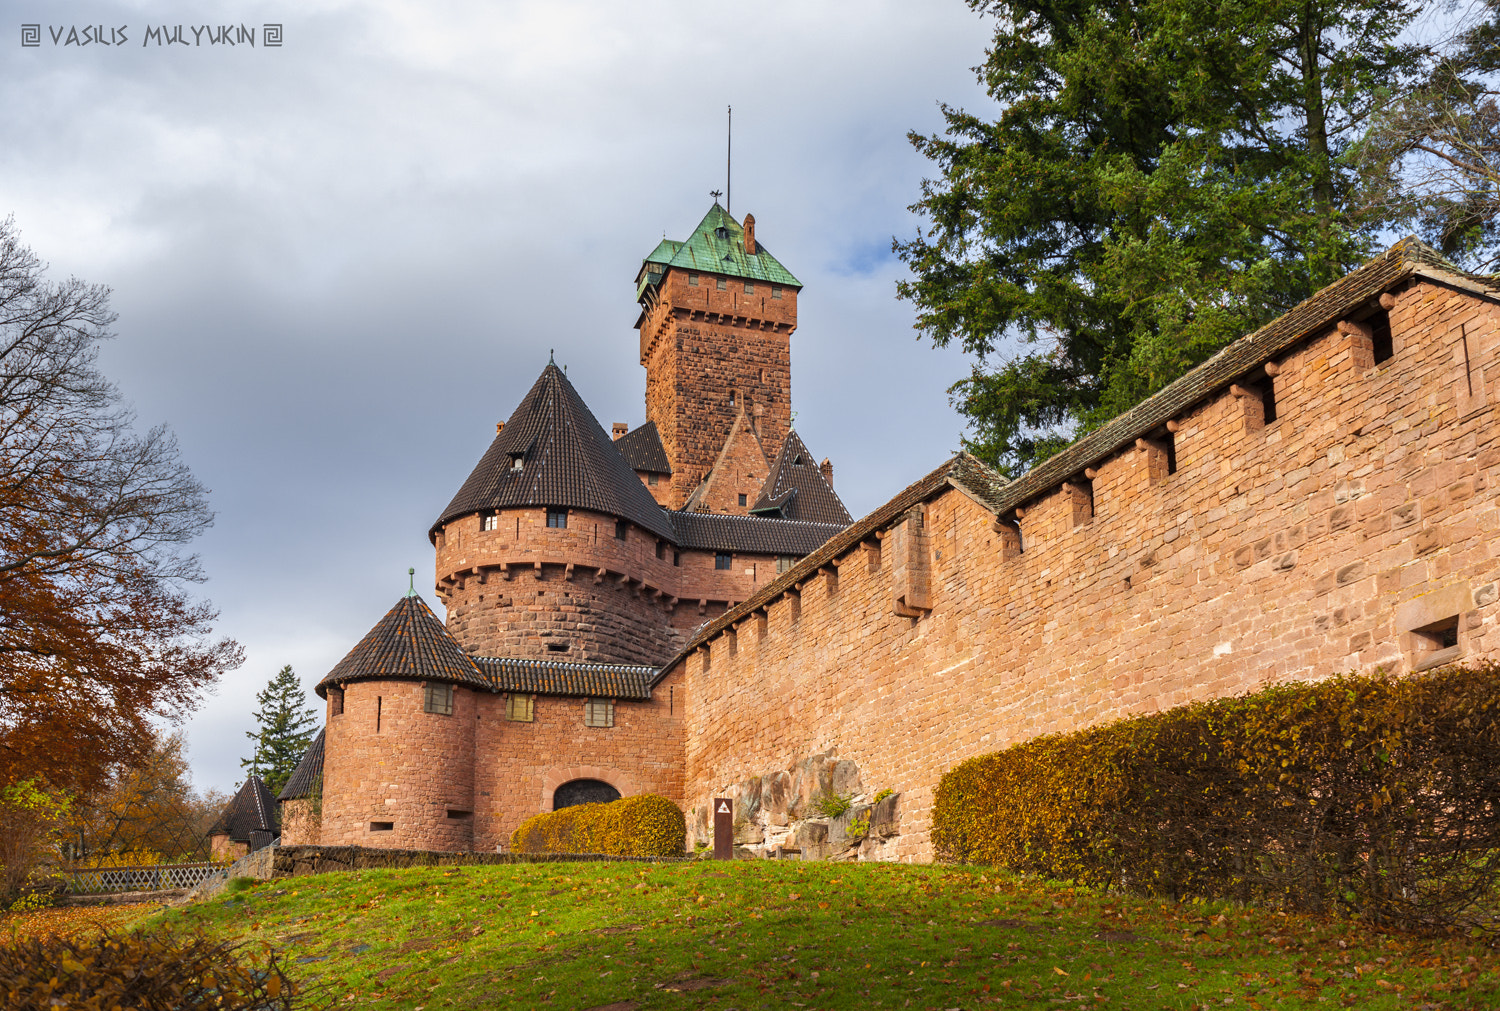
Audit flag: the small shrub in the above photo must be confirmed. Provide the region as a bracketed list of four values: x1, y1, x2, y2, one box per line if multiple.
[814, 792, 852, 819]
[0, 927, 318, 1009]
[510, 794, 685, 857]
[848, 814, 871, 839]
[873, 788, 894, 804]
[6, 890, 53, 914]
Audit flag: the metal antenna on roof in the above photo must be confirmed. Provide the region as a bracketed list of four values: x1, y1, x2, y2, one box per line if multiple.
[406, 567, 416, 597]
[726, 104, 732, 216]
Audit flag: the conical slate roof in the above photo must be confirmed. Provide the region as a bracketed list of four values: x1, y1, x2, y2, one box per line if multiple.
[750, 430, 853, 525]
[316, 593, 485, 696]
[432, 362, 675, 541]
[208, 775, 277, 843]
[638, 204, 801, 292]
[277, 729, 324, 801]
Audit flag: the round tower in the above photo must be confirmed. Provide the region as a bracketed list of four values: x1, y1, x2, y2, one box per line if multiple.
[431, 361, 696, 665]
[317, 592, 478, 851]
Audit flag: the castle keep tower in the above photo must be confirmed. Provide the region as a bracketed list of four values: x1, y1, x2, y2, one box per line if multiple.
[634, 205, 800, 510]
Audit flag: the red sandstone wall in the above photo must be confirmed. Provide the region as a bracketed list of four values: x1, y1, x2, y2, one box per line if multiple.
[472, 666, 687, 849]
[435, 506, 784, 662]
[279, 799, 321, 847]
[639, 268, 796, 508]
[679, 281, 1500, 861]
[320, 680, 476, 851]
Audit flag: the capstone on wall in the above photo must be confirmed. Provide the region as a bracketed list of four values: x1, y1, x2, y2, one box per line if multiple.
[675, 280, 1500, 861]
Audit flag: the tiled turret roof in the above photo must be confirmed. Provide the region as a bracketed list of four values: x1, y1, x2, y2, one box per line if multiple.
[208, 776, 278, 843]
[277, 729, 325, 801]
[316, 593, 485, 695]
[433, 362, 675, 541]
[750, 430, 853, 525]
[613, 421, 671, 475]
[637, 204, 801, 297]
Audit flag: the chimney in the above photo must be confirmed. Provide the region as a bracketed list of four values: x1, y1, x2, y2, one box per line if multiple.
[496, 421, 505, 434]
[612, 422, 628, 441]
[820, 458, 833, 487]
[743, 213, 755, 254]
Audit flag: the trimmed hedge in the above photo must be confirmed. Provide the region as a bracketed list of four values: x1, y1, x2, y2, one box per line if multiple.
[932, 663, 1500, 931]
[510, 794, 686, 857]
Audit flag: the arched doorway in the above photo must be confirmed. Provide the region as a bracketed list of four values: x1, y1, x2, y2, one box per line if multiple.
[553, 778, 621, 810]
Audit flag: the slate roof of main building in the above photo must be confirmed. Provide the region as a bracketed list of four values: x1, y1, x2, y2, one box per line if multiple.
[663, 237, 1499, 670]
[638, 204, 801, 293]
[433, 362, 677, 542]
[277, 729, 325, 801]
[475, 657, 658, 700]
[750, 430, 853, 525]
[317, 593, 486, 695]
[613, 421, 672, 475]
[208, 776, 278, 842]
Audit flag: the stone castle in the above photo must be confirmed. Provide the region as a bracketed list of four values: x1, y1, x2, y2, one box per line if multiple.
[278, 203, 1500, 862]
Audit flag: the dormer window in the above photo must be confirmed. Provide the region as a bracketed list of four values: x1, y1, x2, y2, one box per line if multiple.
[508, 453, 524, 472]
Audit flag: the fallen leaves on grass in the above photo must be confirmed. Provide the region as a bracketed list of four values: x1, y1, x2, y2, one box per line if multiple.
[1, 902, 156, 943]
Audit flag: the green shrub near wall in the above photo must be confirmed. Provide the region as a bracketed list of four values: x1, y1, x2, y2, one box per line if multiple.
[932, 663, 1500, 931]
[510, 794, 686, 857]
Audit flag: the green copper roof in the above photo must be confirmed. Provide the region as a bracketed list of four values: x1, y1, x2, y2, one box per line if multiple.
[639, 205, 801, 296]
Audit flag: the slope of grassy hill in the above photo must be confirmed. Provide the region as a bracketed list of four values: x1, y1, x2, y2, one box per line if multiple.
[145, 860, 1500, 1009]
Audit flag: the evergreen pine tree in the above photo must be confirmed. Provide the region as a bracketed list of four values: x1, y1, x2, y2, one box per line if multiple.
[241, 665, 318, 796]
[895, 0, 1428, 475]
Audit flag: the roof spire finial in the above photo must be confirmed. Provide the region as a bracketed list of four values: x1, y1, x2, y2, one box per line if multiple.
[710, 189, 722, 205]
[406, 567, 416, 597]
[549, 348, 555, 364]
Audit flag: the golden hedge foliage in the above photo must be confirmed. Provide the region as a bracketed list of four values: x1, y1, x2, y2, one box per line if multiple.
[932, 663, 1500, 931]
[0, 928, 315, 1010]
[510, 794, 686, 857]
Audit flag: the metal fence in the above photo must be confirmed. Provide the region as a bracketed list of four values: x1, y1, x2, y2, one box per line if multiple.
[63, 862, 224, 894]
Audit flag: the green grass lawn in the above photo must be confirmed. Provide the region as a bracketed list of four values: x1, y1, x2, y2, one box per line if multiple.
[148, 860, 1500, 1009]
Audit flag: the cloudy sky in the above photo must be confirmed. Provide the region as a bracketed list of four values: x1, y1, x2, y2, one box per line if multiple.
[1, 0, 997, 794]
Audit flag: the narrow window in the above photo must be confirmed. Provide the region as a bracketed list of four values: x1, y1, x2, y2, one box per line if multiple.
[446, 810, 472, 820]
[655, 541, 666, 560]
[507, 693, 535, 722]
[1165, 431, 1178, 475]
[716, 276, 727, 291]
[1066, 479, 1094, 527]
[777, 555, 795, 574]
[375, 696, 382, 733]
[1410, 615, 1462, 671]
[715, 552, 732, 570]
[584, 698, 615, 728]
[424, 682, 454, 716]
[647, 472, 659, 486]
[689, 272, 699, 286]
[615, 519, 627, 540]
[370, 821, 394, 832]
[744, 281, 755, 294]
[771, 285, 782, 299]
[738, 493, 747, 507]
[546, 508, 568, 529]
[1370, 310, 1393, 364]
[728, 390, 737, 408]
[546, 641, 569, 653]
[673, 550, 680, 566]
[329, 688, 344, 717]
[481, 513, 498, 531]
